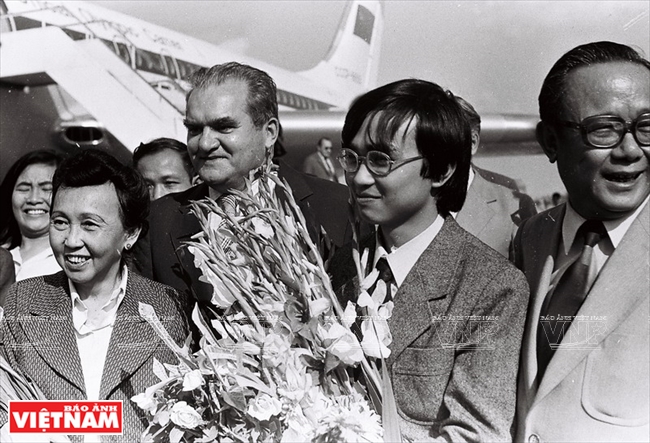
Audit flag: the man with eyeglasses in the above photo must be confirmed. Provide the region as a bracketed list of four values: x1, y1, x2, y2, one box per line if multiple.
[514, 41, 650, 442]
[330, 79, 530, 441]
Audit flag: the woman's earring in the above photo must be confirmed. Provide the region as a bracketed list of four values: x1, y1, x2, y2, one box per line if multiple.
[125, 243, 132, 251]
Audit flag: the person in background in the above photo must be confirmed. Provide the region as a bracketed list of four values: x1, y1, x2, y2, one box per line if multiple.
[133, 137, 195, 200]
[302, 137, 338, 182]
[514, 41, 649, 442]
[0, 149, 189, 442]
[0, 150, 64, 282]
[454, 96, 537, 258]
[331, 79, 529, 441]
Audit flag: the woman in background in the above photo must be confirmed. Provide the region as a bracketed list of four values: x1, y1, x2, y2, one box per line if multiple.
[0, 150, 64, 282]
[1, 150, 189, 442]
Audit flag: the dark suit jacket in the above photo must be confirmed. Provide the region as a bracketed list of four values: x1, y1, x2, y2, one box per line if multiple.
[0, 271, 189, 443]
[134, 161, 351, 303]
[513, 203, 649, 442]
[456, 171, 536, 258]
[0, 247, 14, 306]
[302, 152, 337, 182]
[332, 216, 530, 442]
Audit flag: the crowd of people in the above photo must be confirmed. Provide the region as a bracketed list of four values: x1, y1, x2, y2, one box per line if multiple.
[0, 40, 648, 442]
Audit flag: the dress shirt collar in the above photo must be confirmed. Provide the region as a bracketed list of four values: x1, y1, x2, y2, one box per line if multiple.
[374, 214, 445, 287]
[69, 265, 128, 335]
[562, 197, 649, 255]
[450, 167, 474, 219]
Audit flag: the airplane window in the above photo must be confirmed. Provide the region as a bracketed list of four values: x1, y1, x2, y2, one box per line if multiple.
[62, 28, 87, 41]
[164, 56, 178, 79]
[116, 43, 132, 65]
[136, 49, 166, 75]
[13, 16, 42, 31]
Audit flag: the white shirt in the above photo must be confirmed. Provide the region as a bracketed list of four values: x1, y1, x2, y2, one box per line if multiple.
[10, 245, 62, 281]
[550, 197, 649, 292]
[373, 215, 445, 289]
[70, 266, 128, 402]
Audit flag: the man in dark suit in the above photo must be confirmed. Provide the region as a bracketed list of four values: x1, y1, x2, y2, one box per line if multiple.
[514, 42, 650, 442]
[331, 79, 529, 441]
[302, 137, 338, 182]
[134, 62, 350, 302]
[454, 96, 537, 258]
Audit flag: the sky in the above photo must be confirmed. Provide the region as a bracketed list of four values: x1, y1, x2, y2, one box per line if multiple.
[90, 0, 650, 199]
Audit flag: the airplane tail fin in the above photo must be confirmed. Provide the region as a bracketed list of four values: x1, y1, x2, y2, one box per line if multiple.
[299, 1, 383, 109]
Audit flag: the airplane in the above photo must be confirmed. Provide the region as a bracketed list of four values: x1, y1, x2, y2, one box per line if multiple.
[0, 0, 539, 181]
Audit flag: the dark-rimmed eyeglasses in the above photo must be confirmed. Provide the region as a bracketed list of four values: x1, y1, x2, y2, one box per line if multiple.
[337, 148, 424, 177]
[555, 112, 650, 149]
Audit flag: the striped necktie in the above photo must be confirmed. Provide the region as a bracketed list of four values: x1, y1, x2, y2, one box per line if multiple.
[537, 219, 607, 377]
[217, 193, 237, 250]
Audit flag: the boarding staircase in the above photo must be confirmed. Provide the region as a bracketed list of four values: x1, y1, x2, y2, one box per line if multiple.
[0, 6, 186, 152]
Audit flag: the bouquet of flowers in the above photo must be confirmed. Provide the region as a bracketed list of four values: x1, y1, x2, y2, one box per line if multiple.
[133, 163, 388, 442]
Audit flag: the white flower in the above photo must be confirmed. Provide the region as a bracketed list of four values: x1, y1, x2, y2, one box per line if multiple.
[251, 216, 274, 239]
[169, 401, 202, 429]
[182, 369, 204, 391]
[309, 298, 331, 317]
[324, 323, 364, 365]
[131, 392, 157, 415]
[341, 301, 357, 329]
[262, 333, 290, 367]
[247, 393, 283, 421]
[360, 318, 392, 359]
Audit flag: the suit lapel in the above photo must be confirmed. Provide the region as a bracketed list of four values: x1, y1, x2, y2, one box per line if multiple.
[99, 274, 162, 399]
[520, 204, 564, 403]
[534, 203, 650, 404]
[387, 218, 463, 368]
[25, 273, 86, 396]
[456, 173, 497, 237]
[173, 184, 213, 303]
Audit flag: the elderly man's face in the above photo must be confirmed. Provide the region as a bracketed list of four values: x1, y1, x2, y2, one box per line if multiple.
[184, 79, 278, 194]
[548, 62, 650, 220]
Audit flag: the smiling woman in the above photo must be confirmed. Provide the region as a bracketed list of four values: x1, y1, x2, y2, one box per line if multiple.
[0, 150, 64, 285]
[0, 150, 190, 442]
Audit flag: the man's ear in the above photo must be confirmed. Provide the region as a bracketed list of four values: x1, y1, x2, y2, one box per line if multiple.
[264, 118, 280, 150]
[470, 132, 480, 157]
[537, 121, 558, 163]
[431, 163, 456, 191]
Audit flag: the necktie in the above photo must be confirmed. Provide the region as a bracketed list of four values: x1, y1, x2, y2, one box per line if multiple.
[218, 193, 237, 217]
[536, 220, 607, 377]
[217, 193, 237, 250]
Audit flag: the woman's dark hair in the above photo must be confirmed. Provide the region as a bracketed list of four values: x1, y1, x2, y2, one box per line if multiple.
[0, 149, 64, 248]
[342, 79, 471, 215]
[52, 149, 150, 245]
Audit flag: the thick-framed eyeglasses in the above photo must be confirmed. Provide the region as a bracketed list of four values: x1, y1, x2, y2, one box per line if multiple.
[555, 112, 650, 149]
[337, 148, 424, 177]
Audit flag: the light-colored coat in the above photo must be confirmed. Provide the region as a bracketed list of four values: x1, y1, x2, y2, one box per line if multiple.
[513, 203, 650, 442]
[0, 271, 189, 443]
[302, 152, 337, 182]
[456, 171, 536, 258]
[333, 217, 530, 442]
